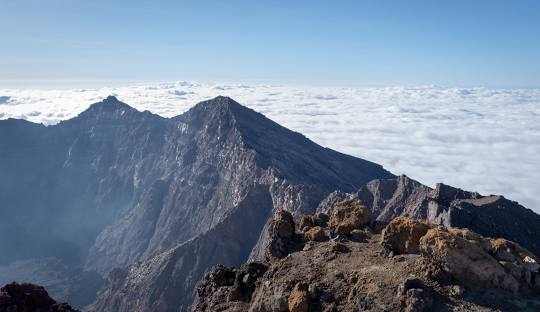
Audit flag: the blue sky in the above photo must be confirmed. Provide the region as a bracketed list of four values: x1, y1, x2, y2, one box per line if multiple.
[1, 0, 539, 87]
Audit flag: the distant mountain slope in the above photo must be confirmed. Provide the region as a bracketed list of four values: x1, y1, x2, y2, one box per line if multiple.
[85, 96, 394, 274]
[0, 96, 394, 308]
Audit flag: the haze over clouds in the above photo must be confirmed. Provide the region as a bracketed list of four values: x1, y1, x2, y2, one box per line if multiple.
[1, 82, 539, 213]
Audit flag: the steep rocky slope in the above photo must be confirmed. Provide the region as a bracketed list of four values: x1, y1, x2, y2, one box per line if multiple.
[0, 96, 393, 308]
[194, 201, 540, 312]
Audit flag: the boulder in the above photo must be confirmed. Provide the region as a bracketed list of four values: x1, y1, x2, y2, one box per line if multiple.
[264, 210, 296, 262]
[274, 209, 295, 238]
[381, 217, 433, 254]
[419, 228, 520, 292]
[329, 199, 369, 236]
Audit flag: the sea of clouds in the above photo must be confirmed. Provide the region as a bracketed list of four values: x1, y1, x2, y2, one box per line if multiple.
[1, 81, 539, 213]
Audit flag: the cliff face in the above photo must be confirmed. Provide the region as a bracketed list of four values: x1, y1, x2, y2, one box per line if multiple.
[0, 96, 393, 309]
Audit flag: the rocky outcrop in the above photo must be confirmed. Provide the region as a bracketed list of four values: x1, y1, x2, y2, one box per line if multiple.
[319, 175, 540, 257]
[298, 213, 329, 232]
[380, 217, 540, 294]
[0, 282, 78, 312]
[420, 227, 520, 292]
[381, 217, 434, 254]
[328, 199, 369, 236]
[193, 262, 268, 312]
[262, 210, 299, 262]
[193, 204, 540, 312]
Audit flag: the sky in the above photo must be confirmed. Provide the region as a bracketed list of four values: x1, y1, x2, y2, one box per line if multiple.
[1, 0, 539, 88]
[1, 1, 539, 212]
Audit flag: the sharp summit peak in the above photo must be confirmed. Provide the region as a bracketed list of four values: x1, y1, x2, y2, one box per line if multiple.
[181, 95, 264, 121]
[194, 95, 243, 110]
[87, 95, 135, 112]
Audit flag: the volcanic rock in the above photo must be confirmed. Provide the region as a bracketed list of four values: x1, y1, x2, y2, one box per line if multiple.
[193, 208, 540, 312]
[318, 175, 540, 257]
[381, 217, 433, 254]
[0, 282, 78, 312]
[328, 199, 369, 236]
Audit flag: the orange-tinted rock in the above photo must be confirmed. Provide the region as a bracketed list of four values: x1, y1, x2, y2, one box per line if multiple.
[329, 199, 369, 236]
[381, 217, 433, 254]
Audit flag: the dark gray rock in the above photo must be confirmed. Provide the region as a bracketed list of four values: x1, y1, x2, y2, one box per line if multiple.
[0, 258, 102, 309]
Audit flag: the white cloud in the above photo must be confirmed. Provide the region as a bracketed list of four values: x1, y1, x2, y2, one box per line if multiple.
[1, 82, 539, 213]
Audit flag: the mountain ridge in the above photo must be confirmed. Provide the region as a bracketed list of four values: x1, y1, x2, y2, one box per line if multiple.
[2, 96, 538, 311]
[0, 96, 394, 309]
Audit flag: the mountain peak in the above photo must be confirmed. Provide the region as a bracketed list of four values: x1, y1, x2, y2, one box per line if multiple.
[92, 95, 133, 111]
[76, 96, 138, 120]
[193, 96, 243, 113]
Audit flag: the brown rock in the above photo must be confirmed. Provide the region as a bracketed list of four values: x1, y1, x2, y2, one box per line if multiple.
[381, 217, 433, 254]
[447, 227, 492, 253]
[329, 199, 369, 236]
[299, 213, 330, 232]
[298, 215, 315, 231]
[304, 226, 327, 242]
[288, 283, 309, 312]
[419, 228, 519, 292]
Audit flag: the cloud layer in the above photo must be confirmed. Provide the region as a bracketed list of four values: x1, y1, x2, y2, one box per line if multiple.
[1, 82, 539, 213]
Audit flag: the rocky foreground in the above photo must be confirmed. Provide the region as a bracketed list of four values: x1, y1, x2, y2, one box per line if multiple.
[193, 200, 540, 312]
[0, 282, 78, 312]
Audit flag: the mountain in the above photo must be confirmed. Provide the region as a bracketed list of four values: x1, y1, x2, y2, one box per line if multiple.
[316, 175, 540, 256]
[2, 96, 538, 311]
[0, 96, 394, 309]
